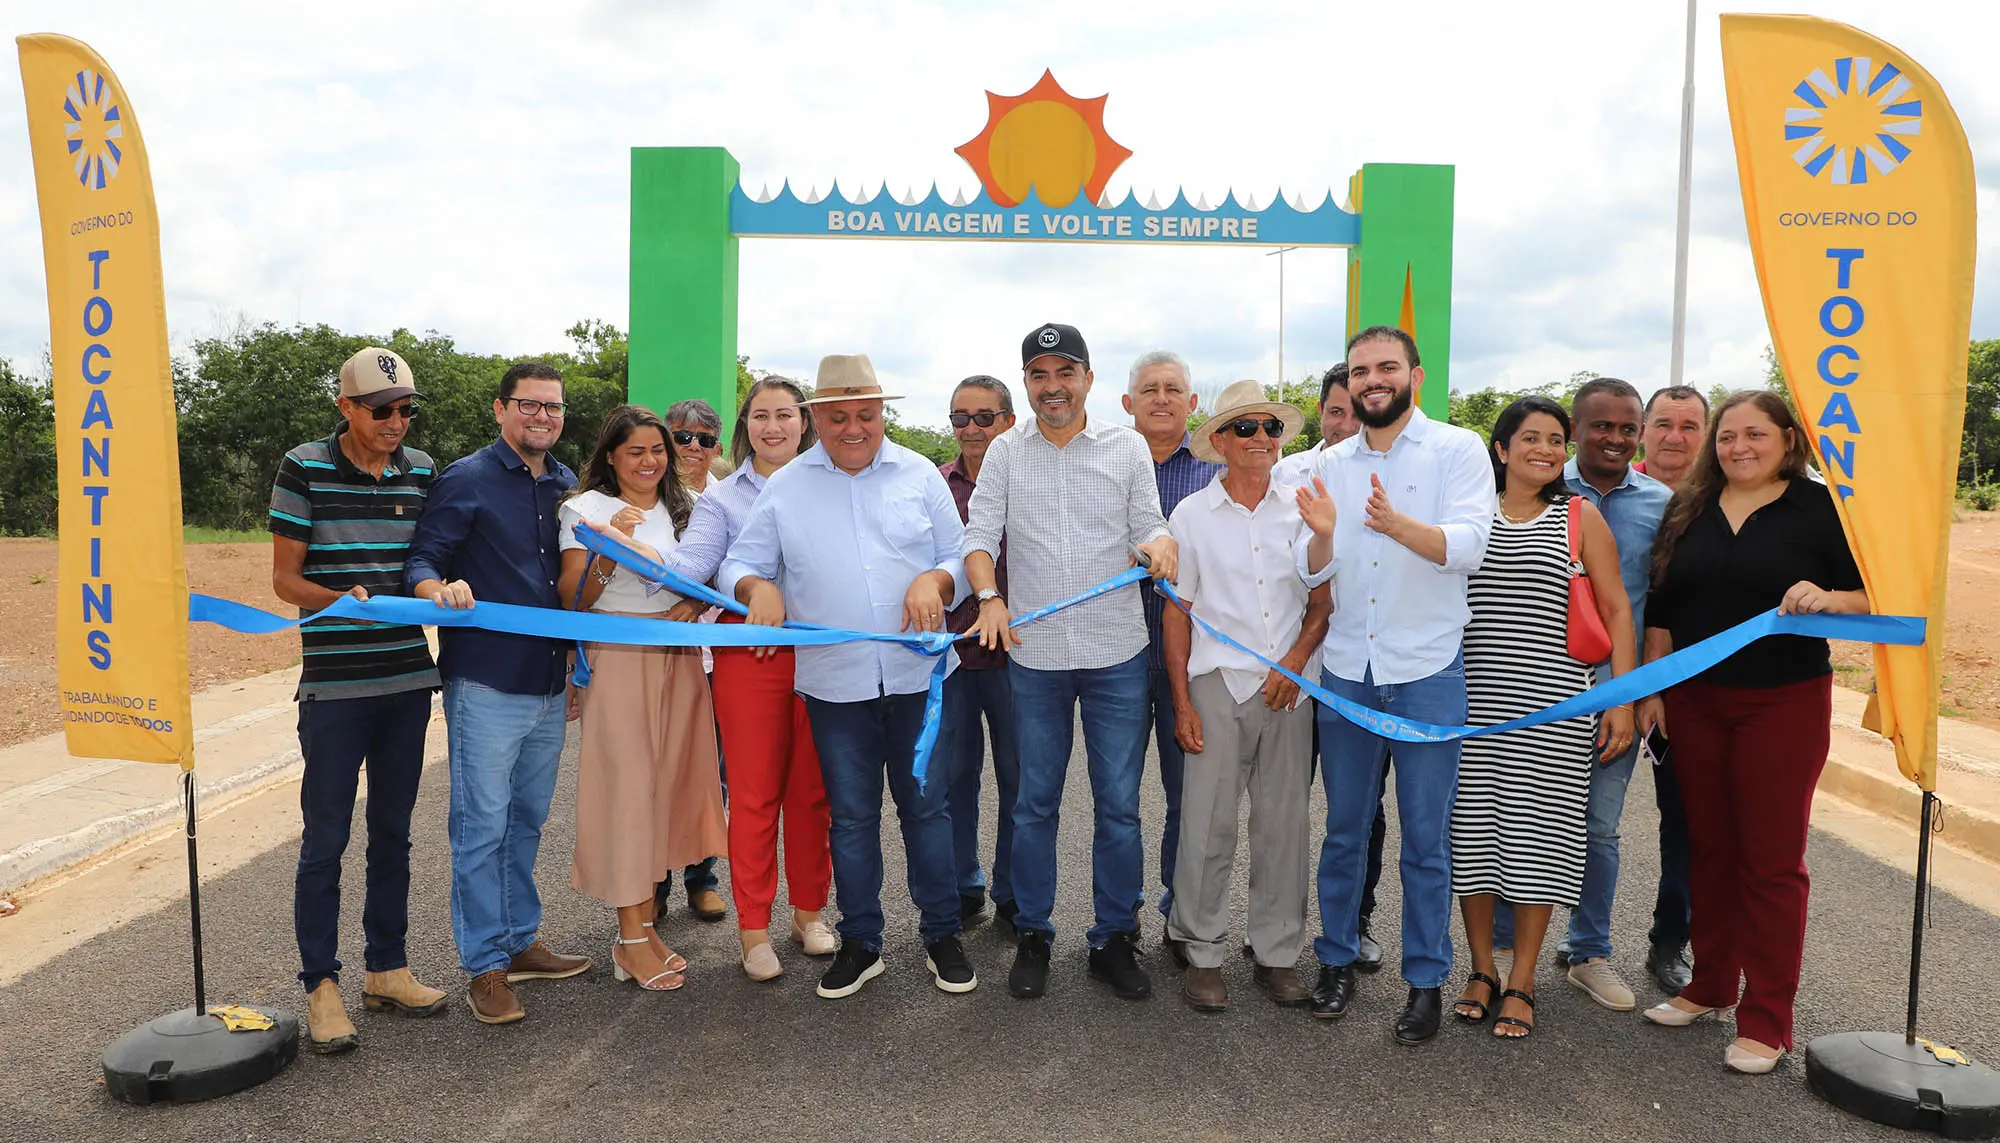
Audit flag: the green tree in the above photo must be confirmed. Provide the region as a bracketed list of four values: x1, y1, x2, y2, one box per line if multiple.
[883, 405, 958, 465]
[0, 358, 57, 534]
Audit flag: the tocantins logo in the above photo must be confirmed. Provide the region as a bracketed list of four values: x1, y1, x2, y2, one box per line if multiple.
[1784, 57, 1921, 186]
[64, 68, 124, 191]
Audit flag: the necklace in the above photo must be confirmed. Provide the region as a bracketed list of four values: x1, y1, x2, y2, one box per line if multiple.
[1498, 499, 1543, 524]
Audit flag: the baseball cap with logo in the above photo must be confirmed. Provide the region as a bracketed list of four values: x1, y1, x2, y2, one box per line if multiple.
[1021, 323, 1089, 368]
[338, 347, 418, 407]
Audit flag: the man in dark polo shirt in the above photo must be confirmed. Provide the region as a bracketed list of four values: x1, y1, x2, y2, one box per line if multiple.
[405, 360, 590, 1025]
[269, 347, 448, 1054]
[939, 375, 1018, 929]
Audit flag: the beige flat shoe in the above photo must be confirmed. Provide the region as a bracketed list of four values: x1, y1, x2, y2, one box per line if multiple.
[1642, 999, 1724, 1027]
[1725, 1040, 1783, 1074]
[741, 941, 784, 982]
[791, 918, 838, 957]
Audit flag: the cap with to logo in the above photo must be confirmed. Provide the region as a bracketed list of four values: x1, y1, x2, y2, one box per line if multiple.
[339, 347, 418, 407]
[1022, 323, 1089, 368]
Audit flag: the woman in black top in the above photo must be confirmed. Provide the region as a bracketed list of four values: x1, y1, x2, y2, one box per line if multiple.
[1634, 390, 1867, 1075]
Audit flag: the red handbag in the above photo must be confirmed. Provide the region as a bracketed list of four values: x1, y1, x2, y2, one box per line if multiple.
[1565, 499, 1614, 664]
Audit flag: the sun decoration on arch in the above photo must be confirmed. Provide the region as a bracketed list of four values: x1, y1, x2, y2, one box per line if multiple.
[954, 70, 1133, 209]
[1784, 56, 1921, 186]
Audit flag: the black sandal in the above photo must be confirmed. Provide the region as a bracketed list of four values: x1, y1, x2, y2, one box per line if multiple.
[1454, 972, 1500, 1022]
[1493, 989, 1536, 1039]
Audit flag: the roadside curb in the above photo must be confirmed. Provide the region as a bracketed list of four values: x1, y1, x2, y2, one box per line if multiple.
[1819, 748, 2000, 866]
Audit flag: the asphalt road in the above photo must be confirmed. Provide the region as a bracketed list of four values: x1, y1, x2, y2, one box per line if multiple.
[4, 723, 1995, 1143]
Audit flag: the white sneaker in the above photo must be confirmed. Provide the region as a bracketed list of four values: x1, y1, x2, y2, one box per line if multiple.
[1567, 958, 1636, 1011]
[791, 917, 838, 957]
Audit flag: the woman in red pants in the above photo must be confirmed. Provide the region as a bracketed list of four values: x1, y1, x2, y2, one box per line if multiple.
[657, 377, 834, 980]
[1635, 390, 1869, 1075]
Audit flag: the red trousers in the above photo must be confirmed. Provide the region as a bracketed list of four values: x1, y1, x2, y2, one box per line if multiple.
[1664, 674, 1831, 1050]
[712, 627, 831, 932]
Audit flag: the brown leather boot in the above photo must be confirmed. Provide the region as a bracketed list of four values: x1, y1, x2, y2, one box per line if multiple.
[362, 967, 448, 1016]
[506, 940, 592, 982]
[1253, 965, 1311, 1007]
[688, 888, 728, 922]
[1183, 966, 1228, 1012]
[307, 979, 359, 1053]
[466, 970, 525, 1024]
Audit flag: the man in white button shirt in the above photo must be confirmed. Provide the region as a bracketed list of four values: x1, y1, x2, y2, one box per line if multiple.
[1293, 326, 1494, 1045]
[1160, 381, 1330, 1014]
[721, 354, 976, 1002]
[965, 322, 1178, 1004]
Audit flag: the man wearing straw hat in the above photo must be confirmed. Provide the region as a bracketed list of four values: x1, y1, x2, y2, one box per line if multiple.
[1161, 380, 1331, 1013]
[720, 354, 977, 1001]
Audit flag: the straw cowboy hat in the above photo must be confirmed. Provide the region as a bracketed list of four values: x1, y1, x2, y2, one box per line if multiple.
[1192, 379, 1305, 463]
[799, 354, 904, 405]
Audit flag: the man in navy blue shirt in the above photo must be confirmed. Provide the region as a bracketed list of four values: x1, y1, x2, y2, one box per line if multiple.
[406, 361, 591, 1025]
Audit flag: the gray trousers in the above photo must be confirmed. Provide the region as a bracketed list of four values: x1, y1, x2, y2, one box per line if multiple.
[1165, 672, 1313, 969]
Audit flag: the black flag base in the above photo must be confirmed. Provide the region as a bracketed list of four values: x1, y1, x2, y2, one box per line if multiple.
[103, 1007, 298, 1105]
[1807, 1032, 2000, 1139]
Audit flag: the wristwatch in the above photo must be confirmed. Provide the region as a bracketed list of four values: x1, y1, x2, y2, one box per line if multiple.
[975, 588, 1003, 604]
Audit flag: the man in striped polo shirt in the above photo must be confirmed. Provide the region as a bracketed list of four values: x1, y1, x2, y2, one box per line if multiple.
[269, 347, 448, 1054]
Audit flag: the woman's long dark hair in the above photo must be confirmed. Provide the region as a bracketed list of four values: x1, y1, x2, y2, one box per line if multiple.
[1489, 396, 1573, 505]
[1650, 389, 1810, 584]
[573, 404, 693, 537]
[729, 376, 817, 468]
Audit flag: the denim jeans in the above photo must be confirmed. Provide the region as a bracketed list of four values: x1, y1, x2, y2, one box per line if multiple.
[1311, 719, 1389, 922]
[1144, 667, 1187, 919]
[1494, 737, 1639, 961]
[944, 666, 1019, 906]
[1648, 731, 1694, 950]
[442, 679, 567, 976]
[295, 689, 432, 991]
[802, 691, 960, 950]
[1009, 650, 1150, 947]
[1314, 658, 1465, 987]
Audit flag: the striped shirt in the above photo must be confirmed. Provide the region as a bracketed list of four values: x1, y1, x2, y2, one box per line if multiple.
[1143, 436, 1221, 670]
[269, 428, 440, 700]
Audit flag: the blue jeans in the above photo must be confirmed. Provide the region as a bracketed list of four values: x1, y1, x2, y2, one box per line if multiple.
[1314, 659, 1465, 987]
[1009, 650, 1150, 947]
[1144, 667, 1187, 919]
[802, 692, 960, 950]
[295, 689, 432, 991]
[1648, 731, 1694, 949]
[442, 679, 567, 976]
[1494, 737, 1639, 961]
[944, 667, 1019, 906]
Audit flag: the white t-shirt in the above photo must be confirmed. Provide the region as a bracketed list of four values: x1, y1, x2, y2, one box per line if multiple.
[557, 489, 684, 614]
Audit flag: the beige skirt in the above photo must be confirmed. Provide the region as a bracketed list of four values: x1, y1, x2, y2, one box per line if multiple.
[572, 639, 727, 909]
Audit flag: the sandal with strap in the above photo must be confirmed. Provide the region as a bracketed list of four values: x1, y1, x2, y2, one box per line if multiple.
[1455, 972, 1501, 1022]
[1493, 988, 1536, 1039]
[612, 936, 685, 992]
[641, 922, 689, 973]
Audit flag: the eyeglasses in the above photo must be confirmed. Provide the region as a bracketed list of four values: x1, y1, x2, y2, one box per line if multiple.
[502, 398, 566, 417]
[672, 429, 720, 449]
[368, 402, 418, 421]
[950, 411, 1005, 428]
[1225, 417, 1286, 439]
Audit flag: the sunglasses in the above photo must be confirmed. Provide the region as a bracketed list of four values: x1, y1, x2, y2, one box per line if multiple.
[1224, 417, 1286, 439]
[368, 402, 419, 421]
[672, 429, 720, 449]
[502, 398, 565, 417]
[949, 411, 1005, 428]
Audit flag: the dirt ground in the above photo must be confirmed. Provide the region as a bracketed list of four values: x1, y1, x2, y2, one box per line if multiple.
[5, 515, 2000, 749]
[0, 539, 296, 749]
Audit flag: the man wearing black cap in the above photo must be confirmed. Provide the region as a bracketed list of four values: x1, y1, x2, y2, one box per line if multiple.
[964, 322, 1177, 1002]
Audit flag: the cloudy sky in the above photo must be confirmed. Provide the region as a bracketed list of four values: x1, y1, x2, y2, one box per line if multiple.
[3, 0, 1996, 427]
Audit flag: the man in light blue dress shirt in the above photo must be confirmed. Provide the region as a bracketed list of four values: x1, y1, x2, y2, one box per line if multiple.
[719, 355, 975, 1002]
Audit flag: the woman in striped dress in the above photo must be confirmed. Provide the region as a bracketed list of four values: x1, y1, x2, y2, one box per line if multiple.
[1451, 397, 1635, 1038]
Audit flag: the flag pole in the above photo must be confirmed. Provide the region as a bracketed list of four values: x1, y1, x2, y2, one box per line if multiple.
[1667, 0, 1697, 388]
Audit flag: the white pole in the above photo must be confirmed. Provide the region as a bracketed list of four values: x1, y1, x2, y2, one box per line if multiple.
[1267, 245, 1298, 391]
[1668, 0, 1698, 387]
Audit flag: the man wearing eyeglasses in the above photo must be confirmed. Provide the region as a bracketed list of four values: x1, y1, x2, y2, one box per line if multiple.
[270, 346, 448, 1052]
[406, 360, 591, 1026]
[1160, 381, 1330, 1013]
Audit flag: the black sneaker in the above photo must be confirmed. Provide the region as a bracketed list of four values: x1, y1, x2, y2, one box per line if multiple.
[815, 943, 884, 999]
[959, 894, 989, 927]
[1087, 932, 1153, 1000]
[1009, 932, 1051, 999]
[926, 935, 978, 994]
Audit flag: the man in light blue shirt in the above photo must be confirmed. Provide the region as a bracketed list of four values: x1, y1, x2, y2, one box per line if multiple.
[1293, 327, 1493, 1044]
[719, 354, 974, 1002]
[1493, 378, 1672, 1010]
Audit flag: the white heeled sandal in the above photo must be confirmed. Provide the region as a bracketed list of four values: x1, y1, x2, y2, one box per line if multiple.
[640, 922, 689, 973]
[612, 936, 684, 991]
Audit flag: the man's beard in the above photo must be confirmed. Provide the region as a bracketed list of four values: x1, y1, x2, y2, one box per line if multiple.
[1354, 384, 1412, 429]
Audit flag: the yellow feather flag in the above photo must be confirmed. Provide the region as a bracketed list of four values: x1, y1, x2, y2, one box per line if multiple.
[1721, 16, 1976, 791]
[17, 35, 193, 767]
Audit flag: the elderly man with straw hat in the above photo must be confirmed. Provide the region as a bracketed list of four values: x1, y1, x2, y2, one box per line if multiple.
[1159, 380, 1331, 1013]
[719, 353, 978, 1002]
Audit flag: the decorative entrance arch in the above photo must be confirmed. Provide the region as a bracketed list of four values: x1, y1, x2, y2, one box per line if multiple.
[626, 73, 1454, 429]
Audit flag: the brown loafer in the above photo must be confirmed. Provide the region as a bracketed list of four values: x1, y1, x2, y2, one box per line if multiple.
[1253, 965, 1311, 1007]
[466, 970, 525, 1025]
[506, 940, 592, 982]
[1183, 966, 1227, 1012]
[688, 889, 728, 923]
